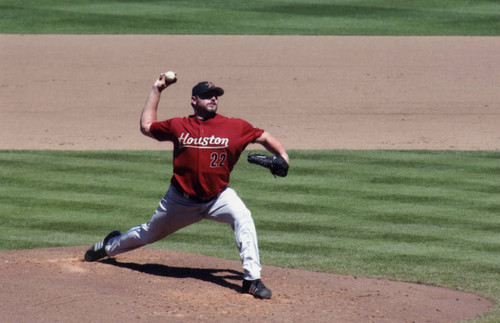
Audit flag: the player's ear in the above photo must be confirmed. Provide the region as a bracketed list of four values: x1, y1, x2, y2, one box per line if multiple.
[191, 95, 197, 107]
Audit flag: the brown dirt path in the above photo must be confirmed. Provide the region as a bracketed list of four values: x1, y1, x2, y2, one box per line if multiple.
[0, 35, 498, 150]
[0, 35, 497, 322]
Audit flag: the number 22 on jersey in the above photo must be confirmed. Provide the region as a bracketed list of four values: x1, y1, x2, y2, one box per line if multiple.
[210, 152, 226, 168]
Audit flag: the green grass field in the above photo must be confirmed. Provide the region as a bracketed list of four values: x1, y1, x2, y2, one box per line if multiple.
[0, 150, 499, 321]
[1, 0, 499, 35]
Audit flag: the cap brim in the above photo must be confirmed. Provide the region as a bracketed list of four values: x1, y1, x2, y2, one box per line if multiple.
[196, 88, 224, 96]
[205, 87, 224, 96]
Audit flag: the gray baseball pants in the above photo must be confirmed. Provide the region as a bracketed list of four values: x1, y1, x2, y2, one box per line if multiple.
[105, 185, 262, 280]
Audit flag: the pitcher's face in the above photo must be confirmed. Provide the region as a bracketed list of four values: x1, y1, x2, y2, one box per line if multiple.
[192, 91, 219, 119]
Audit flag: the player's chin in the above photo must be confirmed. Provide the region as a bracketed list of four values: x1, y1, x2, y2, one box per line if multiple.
[207, 105, 218, 113]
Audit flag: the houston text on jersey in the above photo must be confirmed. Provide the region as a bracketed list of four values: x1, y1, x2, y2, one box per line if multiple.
[178, 132, 229, 149]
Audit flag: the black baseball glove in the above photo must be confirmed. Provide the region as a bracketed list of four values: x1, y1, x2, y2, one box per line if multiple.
[247, 154, 289, 177]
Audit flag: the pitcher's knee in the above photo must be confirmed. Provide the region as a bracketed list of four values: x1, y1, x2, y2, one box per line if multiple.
[233, 211, 254, 230]
[235, 207, 252, 222]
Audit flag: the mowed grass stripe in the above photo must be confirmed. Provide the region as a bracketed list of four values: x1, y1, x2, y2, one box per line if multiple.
[0, 151, 169, 244]
[2, 0, 499, 35]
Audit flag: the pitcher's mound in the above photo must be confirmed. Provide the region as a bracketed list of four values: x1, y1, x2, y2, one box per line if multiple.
[0, 247, 491, 322]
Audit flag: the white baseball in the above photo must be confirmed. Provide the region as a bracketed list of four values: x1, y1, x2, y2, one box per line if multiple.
[165, 71, 176, 81]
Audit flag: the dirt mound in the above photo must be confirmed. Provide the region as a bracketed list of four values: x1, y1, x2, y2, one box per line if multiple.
[0, 247, 492, 322]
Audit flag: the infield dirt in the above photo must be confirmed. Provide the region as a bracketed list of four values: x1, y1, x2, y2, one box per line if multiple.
[0, 35, 498, 322]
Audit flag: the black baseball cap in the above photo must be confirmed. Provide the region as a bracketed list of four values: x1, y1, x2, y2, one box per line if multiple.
[192, 81, 224, 97]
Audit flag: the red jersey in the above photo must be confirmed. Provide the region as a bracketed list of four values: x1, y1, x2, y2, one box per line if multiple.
[150, 114, 264, 199]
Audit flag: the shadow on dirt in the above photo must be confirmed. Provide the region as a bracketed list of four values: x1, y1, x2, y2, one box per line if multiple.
[101, 258, 243, 292]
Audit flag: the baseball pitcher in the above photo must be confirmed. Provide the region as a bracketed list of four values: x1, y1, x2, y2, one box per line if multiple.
[84, 72, 289, 299]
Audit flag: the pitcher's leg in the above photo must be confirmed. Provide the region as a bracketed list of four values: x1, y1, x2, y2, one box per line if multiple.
[236, 212, 262, 281]
[106, 207, 170, 256]
[107, 188, 203, 256]
[206, 188, 262, 280]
